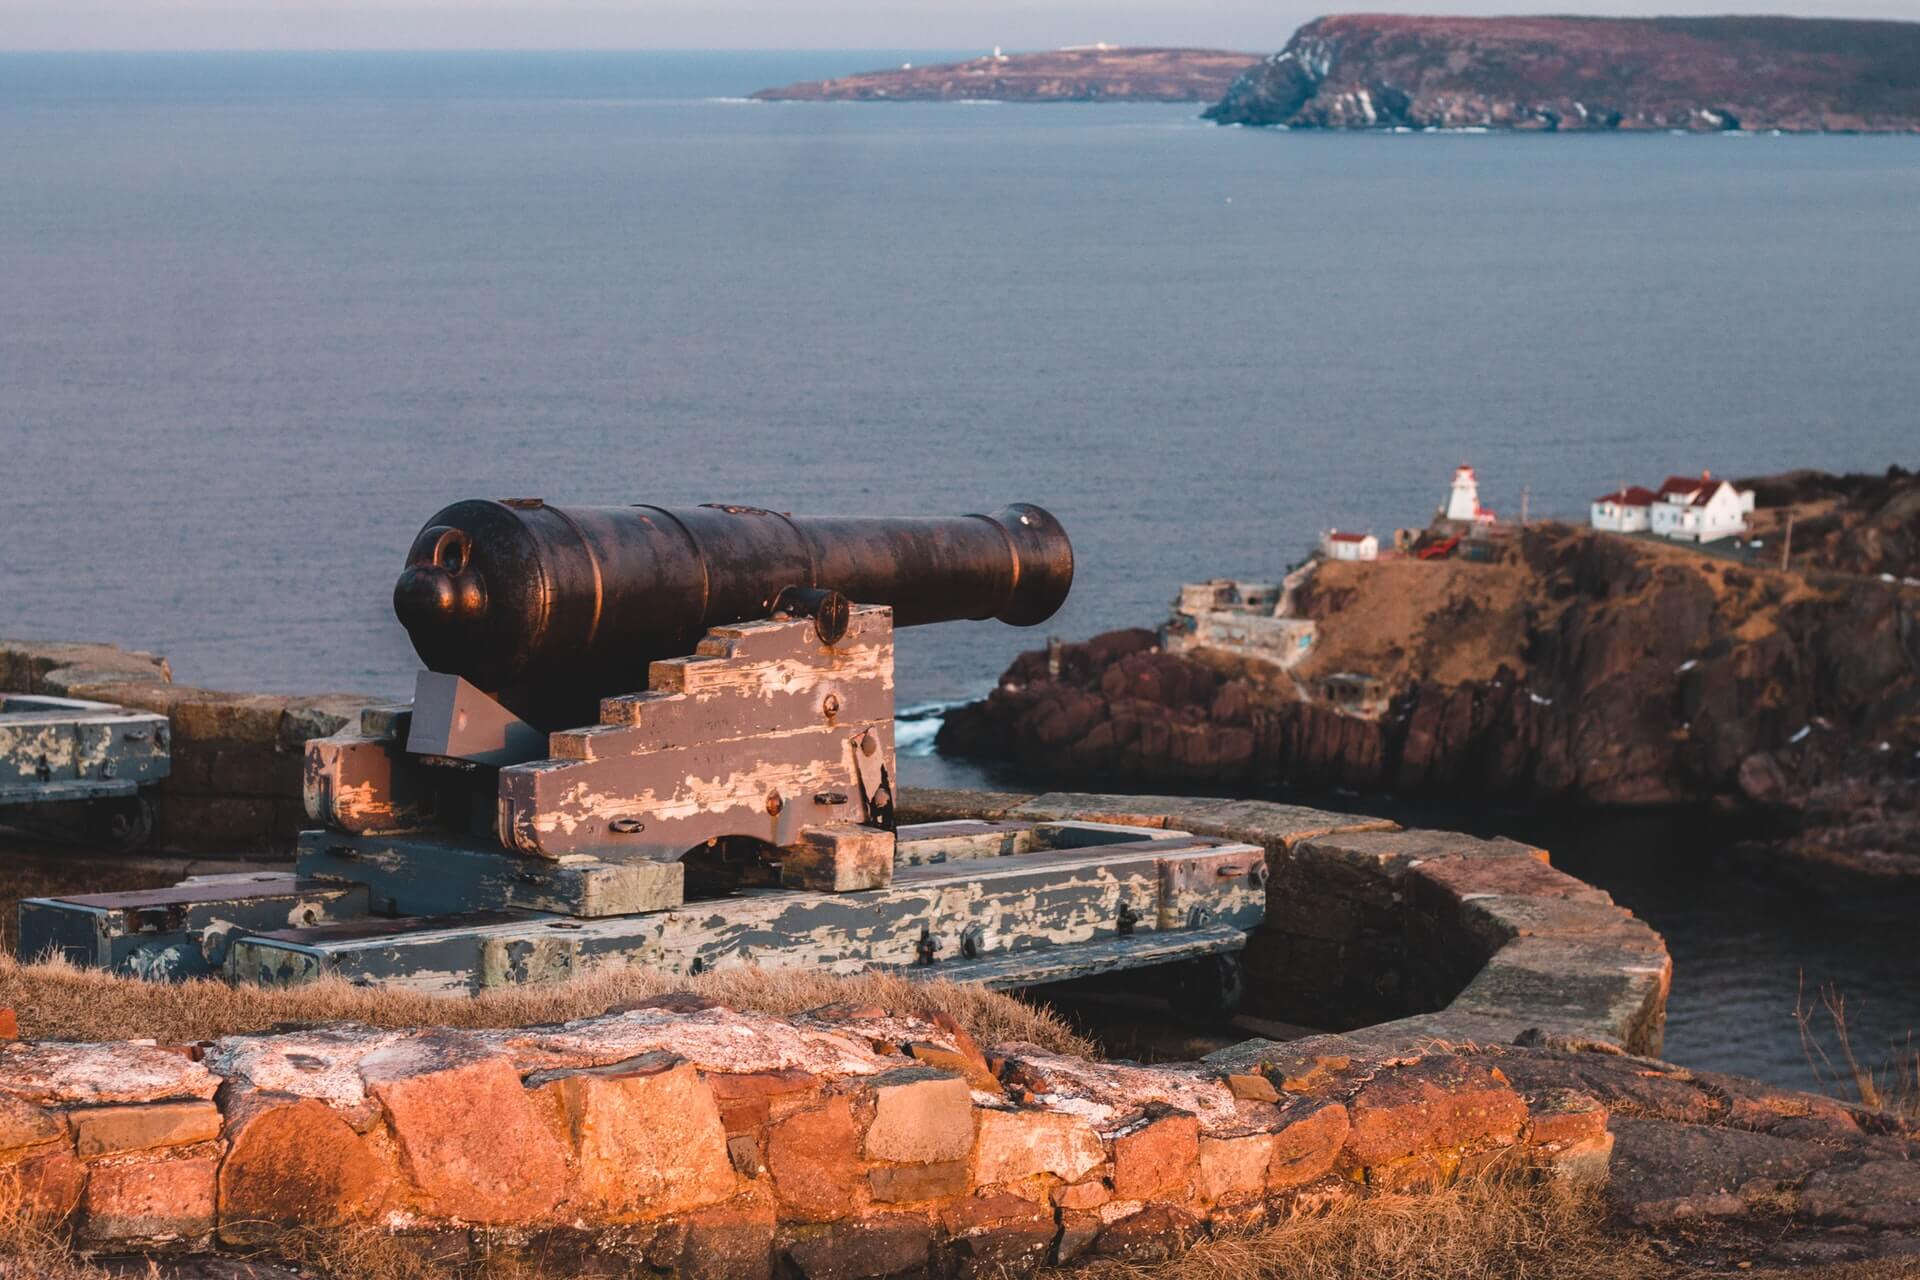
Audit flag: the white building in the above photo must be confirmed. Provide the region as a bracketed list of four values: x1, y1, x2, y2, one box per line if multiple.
[1321, 530, 1378, 561]
[1443, 465, 1498, 525]
[1647, 472, 1756, 543]
[1590, 486, 1657, 533]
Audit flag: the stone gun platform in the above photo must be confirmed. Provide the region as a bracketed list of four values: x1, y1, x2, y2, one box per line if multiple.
[2, 791, 1915, 1272]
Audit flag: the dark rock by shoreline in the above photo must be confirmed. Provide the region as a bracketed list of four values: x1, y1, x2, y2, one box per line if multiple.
[752, 47, 1259, 104]
[939, 470, 1920, 884]
[1204, 15, 1920, 133]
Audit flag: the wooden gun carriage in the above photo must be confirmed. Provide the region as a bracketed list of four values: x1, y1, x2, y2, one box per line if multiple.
[0, 693, 168, 851]
[19, 500, 1264, 994]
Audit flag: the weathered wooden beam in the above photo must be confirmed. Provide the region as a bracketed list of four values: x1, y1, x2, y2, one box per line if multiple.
[498, 610, 897, 860]
[17, 873, 370, 979]
[779, 823, 895, 891]
[228, 832, 1265, 993]
[901, 924, 1248, 989]
[0, 694, 168, 798]
[296, 829, 684, 918]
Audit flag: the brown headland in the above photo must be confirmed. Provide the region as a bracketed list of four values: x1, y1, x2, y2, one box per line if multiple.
[752, 46, 1261, 103]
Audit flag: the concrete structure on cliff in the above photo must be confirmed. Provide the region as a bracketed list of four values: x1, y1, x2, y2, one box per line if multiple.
[1163, 575, 1317, 672]
[1320, 530, 1378, 561]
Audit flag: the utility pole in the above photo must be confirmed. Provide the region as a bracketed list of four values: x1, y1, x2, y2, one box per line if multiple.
[1781, 513, 1794, 573]
[1520, 485, 1531, 528]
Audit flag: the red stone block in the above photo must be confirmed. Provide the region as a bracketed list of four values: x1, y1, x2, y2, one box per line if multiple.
[0, 1150, 86, 1222]
[218, 1098, 393, 1243]
[867, 1160, 968, 1203]
[1345, 1057, 1524, 1168]
[1522, 1088, 1611, 1148]
[80, 1155, 217, 1245]
[0, 1092, 66, 1154]
[1198, 1133, 1276, 1201]
[766, 1097, 863, 1222]
[548, 1056, 737, 1219]
[940, 1191, 1057, 1274]
[1090, 1203, 1203, 1263]
[655, 1189, 778, 1280]
[73, 1101, 220, 1157]
[1110, 1110, 1198, 1201]
[705, 1067, 819, 1134]
[863, 1069, 973, 1164]
[973, 1108, 1105, 1186]
[780, 1212, 932, 1279]
[1268, 1102, 1349, 1189]
[361, 1038, 569, 1224]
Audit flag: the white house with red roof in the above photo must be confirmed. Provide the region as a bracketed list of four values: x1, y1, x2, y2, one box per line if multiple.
[1591, 485, 1659, 532]
[1321, 530, 1378, 561]
[1649, 471, 1755, 542]
[1591, 471, 1755, 542]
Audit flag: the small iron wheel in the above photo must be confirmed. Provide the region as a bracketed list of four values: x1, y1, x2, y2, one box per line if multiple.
[90, 794, 155, 853]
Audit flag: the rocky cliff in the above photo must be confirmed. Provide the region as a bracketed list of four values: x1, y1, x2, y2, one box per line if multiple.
[1203, 15, 1920, 132]
[940, 471, 1920, 881]
[754, 47, 1259, 103]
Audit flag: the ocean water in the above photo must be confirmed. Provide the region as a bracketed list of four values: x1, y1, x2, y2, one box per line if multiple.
[2, 52, 1916, 1086]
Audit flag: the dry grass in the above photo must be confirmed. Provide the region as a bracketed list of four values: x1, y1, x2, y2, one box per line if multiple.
[1068, 1172, 1660, 1280]
[0, 952, 1094, 1056]
[1796, 980, 1920, 1122]
[1296, 557, 1536, 689]
[7, 1174, 1916, 1280]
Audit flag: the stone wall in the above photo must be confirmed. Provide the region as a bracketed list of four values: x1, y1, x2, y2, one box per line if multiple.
[0, 995, 1619, 1269]
[899, 791, 1671, 1057]
[0, 639, 368, 854]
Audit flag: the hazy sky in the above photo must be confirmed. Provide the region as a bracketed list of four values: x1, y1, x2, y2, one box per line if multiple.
[3, 0, 1913, 51]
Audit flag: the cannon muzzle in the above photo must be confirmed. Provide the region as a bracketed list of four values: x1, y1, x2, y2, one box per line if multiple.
[393, 500, 1073, 702]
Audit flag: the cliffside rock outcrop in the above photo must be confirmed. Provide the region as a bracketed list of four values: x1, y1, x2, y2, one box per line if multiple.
[1203, 15, 1920, 133]
[940, 481, 1920, 882]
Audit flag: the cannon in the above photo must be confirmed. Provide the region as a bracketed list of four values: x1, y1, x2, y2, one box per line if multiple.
[390, 499, 1074, 721]
[20, 499, 1266, 994]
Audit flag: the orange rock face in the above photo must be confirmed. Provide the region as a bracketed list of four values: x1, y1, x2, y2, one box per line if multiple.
[360, 1038, 569, 1224]
[1111, 1111, 1199, 1201]
[1267, 1102, 1349, 1189]
[766, 1096, 863, 1221]
[80, 1155, 217, 1244]
[0, 1149, 86, 1222]
[973, 1108, 1105, 1186]
[545, 1054, 737, 1220]
[863, 1070, 974, 1164]
[217, 1098, 392, 1242]
[73, 1101, 221, 1158]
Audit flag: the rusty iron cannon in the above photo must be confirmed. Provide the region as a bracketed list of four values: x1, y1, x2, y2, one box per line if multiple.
[390, 499, 1075, 722]
[20, 499, 1266, 995]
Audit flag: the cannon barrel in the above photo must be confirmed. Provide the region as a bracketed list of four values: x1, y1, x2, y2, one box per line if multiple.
[393, 500, 1074, 698]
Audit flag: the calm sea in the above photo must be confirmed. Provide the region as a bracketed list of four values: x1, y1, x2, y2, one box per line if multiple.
[2, 52, 1916, 1086]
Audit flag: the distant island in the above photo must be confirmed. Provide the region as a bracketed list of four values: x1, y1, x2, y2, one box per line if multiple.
[751, 46, 1260, 103]
[1205, 15, 1920, 132]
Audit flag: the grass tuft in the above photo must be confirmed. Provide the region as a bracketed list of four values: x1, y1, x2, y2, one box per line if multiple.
[1070, 1172, 1656, 1280]
[1795, 978, 1919, 1122]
